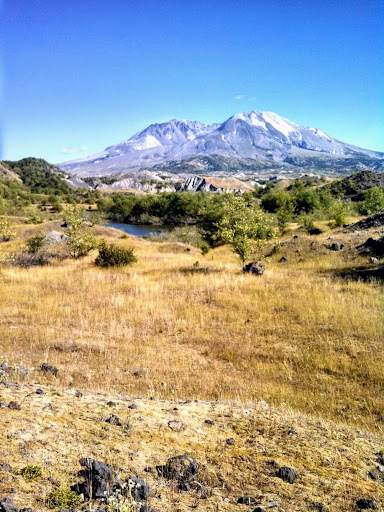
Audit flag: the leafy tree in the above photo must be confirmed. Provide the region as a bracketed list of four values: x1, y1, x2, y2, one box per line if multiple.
[215, 196, 275, 266]
[63, 206, 96, 258]
[359, 187, 384, 215]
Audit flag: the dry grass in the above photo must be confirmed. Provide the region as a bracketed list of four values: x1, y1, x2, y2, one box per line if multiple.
[0, 383, 383, 512]
[0, 222, 383, 432]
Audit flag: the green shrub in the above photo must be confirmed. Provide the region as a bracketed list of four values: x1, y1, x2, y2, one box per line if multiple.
[26, 232, 45, 253]
[19, 465, 43, 480]
[45, 489, 82, 509]
[0, 220, 15, 242]
[95, 240, 137, 268]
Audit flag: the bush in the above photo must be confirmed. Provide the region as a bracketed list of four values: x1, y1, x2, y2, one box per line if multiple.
[19, 465, 43, 480]
[26, 232, 45, 253]
[0, 220, 15, 242]
[95, 241, 137, 268]
[45, 489, 82, 509]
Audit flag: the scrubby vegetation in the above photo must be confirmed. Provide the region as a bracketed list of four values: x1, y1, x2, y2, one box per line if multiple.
[95, 240, 137, 267]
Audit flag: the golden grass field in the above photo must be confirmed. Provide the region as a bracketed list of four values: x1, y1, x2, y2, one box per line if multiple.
[0, 219, 383, 431]
[0, 218, 383, 511]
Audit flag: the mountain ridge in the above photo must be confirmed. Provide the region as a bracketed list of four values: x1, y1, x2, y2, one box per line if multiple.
[59, 111, 384, 177]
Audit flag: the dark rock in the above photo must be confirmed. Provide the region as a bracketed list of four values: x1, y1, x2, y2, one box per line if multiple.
[276, 466, 298, 484]
[356, 498, 378, 510]
[128, 403, 138, 409]
[75, 390, 83, 398]
[7, 402, 21, 410]
[71, 458, 115, 500]
[0, 497, 20, 512]
[376, 453, 384, 465]
[243, 262, 266, 275]
[204, 419, 214, 425]
[133, 368, 146, 378]
[125, 477, 149, 502]
[367, 468, 383, 482]
[105, 415, 121, 426]
[143, 466, 152, 473]
[357, 237, 384, 257]
[156, 454, 198, 485]
[139, 507, 157, 512]
[35, 389, 44, 395]
[106, 401, 116, 407]
[237, 497, 257, 505]
[309, 504, 324, 511]
[293, 235, 299, 239]
[279, 256, 287, 262]
[40, 363, 58, 376]
[328, 242, 344, 251]
[347, 212, 384, 232]
[225, 438, 235, 445]
[252, 507, 266, 512]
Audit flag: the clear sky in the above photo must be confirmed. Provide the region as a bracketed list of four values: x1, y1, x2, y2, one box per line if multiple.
[1, 0, 383, 163]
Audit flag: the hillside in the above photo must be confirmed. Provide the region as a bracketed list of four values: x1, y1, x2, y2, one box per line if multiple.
[0, 382, 383, 512]
[1, 158, 71, 194]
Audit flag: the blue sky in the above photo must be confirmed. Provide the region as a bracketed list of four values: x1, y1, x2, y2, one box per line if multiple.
[2, 0, 383, 163]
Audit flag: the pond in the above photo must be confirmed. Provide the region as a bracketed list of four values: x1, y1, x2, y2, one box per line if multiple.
[106, 222, 174, 238]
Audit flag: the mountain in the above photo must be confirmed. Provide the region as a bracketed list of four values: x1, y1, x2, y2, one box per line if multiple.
[59, 112, 384, 177]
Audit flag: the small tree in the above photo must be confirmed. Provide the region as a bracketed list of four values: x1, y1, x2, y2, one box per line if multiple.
[215, 196, 275, 266]
[63, 206, 96, 258]
[26, 232, 46, 253]
[0, 220, 16, 242]
[95, 240, 137, 267]
[330, 200, 347, 228]
[359, 187, 384, 215]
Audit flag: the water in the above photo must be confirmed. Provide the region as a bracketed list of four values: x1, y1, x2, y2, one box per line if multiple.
[106, 222, 174, 238]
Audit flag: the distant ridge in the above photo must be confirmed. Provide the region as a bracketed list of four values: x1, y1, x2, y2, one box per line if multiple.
[59, 111, 384, 177]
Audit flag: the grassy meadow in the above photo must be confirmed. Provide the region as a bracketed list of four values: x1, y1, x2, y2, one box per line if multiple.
[1, 219, 383, 432]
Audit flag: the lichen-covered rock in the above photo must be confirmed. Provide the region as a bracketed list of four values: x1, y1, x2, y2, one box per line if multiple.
[276, 466, 298, 484]
[156, 454, 198, 485]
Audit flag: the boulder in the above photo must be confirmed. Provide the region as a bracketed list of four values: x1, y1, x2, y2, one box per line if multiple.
[40, 363, 58, 376]
[44, 231, 68, 245]
[328, 242, 344, 251]
[243, 262, 265, 275]
[125, 477, 149, 502]
[356, 498, 378, 510]
[156, 454, 198, 486]
[276, 466, 298, 484]
[71, 458, 115, 500]
[357, 237, 384, 257]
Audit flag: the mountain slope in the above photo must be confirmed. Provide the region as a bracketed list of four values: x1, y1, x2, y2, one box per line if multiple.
[59, 112, 384, 177]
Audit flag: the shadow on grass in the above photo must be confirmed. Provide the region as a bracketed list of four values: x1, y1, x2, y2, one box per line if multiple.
[331, 265, 384, 283]
[179, 266, 222, 275]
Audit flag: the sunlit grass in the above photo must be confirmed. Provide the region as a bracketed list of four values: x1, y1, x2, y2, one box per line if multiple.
[1, 221, 383, 432]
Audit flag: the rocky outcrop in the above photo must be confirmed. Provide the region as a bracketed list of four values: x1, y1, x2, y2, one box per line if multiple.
[181, 175, 253, 193]
[346, 212, 384, 231]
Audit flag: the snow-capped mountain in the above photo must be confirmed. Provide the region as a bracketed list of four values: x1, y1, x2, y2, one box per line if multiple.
[59, 112, 384, 177]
